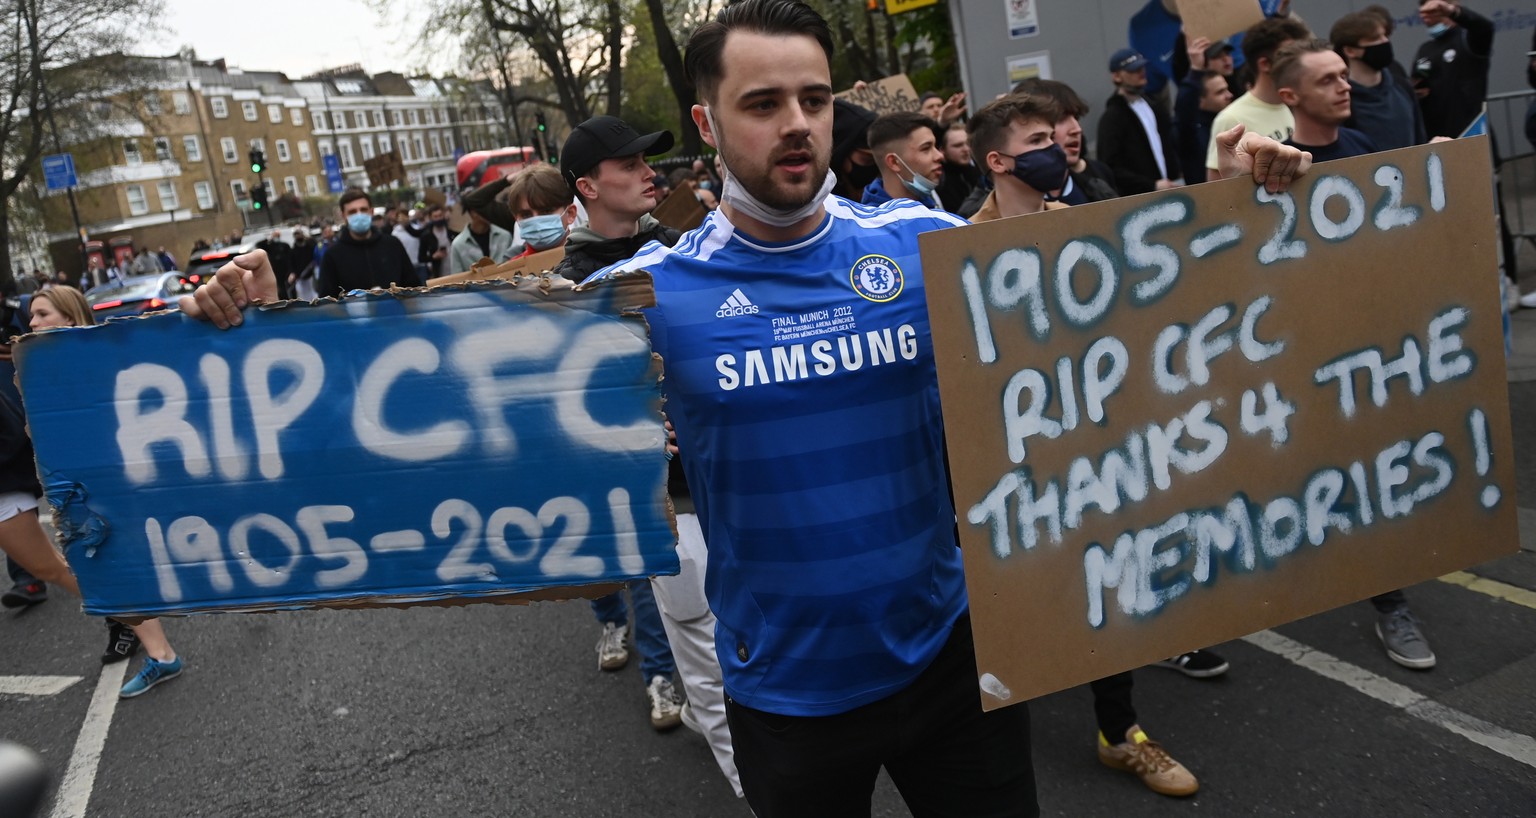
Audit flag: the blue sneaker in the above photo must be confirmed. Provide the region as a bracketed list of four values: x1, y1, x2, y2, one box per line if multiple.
[119, 656, 184, 698]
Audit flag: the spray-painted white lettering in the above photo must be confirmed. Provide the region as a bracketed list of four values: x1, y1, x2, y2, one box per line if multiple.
[1122, 199, 1190, 304]
[1239, 382, 1296, 446]
[1255, 188, 1307, 264]
[1309, 176, 1366, 241]
[1372, 165, 1421, 231]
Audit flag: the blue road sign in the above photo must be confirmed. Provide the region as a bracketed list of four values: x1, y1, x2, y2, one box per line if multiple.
[42, 153, 77, 191]
[323, 153, 344, 193]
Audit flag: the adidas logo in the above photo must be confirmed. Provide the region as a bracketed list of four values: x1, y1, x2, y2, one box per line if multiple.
[716, 288, 759, 318]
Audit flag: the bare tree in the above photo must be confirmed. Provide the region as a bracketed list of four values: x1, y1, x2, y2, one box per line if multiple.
[479, 0, 620, 129]
[0, 0, 164, 291]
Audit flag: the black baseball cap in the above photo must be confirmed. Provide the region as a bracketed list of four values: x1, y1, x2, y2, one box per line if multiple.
[560, 116, 675, 191]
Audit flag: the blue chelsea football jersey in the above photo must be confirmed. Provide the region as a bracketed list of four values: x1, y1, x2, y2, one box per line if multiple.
[588, 195, 970, 716]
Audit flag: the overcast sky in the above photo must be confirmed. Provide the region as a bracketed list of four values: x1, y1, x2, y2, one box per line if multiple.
[150, 0, 447, 79]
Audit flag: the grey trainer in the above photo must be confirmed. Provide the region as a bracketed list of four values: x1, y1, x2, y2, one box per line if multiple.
[1376, 608, 1436, 670]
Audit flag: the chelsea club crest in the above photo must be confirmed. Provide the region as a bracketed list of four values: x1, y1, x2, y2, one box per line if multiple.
[849, 254, 904, 303]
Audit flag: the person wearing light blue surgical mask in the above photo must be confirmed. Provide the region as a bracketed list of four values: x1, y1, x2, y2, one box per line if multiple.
[860, 110, 947, 210]
[504, 163, 579, 258]
[314, 187, 421, 297]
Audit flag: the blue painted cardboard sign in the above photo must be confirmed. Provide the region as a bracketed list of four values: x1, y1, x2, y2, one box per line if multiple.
[13, 277, 677, 617]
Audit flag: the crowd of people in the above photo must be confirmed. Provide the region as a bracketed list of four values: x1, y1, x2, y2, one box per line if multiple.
[1, 0, 1512, 814]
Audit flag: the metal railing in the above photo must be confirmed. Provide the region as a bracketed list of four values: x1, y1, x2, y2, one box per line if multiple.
[1488, 89, 1536, 271]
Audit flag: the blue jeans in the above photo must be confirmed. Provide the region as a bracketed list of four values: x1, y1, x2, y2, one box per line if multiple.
[590, 581, 676, 681]
[7, 557, 36, 586]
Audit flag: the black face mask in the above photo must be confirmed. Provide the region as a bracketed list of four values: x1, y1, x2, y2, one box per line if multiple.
[846, 161, 879, 191]
[1360, 41, 1395, 72]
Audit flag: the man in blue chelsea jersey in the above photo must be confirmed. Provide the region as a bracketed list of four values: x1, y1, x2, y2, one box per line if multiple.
[183, 3, 1310, 814]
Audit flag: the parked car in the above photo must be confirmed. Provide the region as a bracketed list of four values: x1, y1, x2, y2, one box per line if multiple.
[85, 272, 202, 319]
[182, 243, 258, 285]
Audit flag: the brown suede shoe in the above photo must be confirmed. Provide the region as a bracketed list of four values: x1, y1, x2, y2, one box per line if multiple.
[1097, 724, 1199, 797]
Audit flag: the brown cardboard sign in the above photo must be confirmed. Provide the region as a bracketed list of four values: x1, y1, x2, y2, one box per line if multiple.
[836, 74, 922, 115]
[919, 139, 1517, 709]
[1175, 0, 1266, 45]
[427, 246, 568, 286]
[653, 180, 709, 233]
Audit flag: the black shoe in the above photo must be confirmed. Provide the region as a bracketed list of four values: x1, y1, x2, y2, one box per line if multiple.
[1154, 649, 1230, 679]
[102, 621, 141, 664]
[1, 582, 47, 608]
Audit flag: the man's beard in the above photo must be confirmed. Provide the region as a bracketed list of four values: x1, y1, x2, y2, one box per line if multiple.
[717, 127, 829, 211]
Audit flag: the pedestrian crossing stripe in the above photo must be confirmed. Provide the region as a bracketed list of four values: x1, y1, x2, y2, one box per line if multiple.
[0, 675, 83, 696]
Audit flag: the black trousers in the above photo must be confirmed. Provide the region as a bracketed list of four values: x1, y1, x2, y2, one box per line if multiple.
[1088, 671, 1137, 741]
[725, 614, 1038, 818]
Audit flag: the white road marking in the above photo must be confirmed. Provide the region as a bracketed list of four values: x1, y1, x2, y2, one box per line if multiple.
[0, 675, 82, 696]
[49, 662, 126, 818]
[1243, 629, 1536, 770]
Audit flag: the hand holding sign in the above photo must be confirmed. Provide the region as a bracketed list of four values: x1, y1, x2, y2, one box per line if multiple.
[1215, 124, 1312, 193]
[180, 250, 280, 328]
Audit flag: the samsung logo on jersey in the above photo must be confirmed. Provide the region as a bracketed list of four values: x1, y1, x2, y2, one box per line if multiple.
[715, 324, 918, 391]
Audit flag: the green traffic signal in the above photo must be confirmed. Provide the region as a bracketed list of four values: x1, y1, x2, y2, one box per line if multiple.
[251, 163, 261, 173]
[252, 200, 263, 209]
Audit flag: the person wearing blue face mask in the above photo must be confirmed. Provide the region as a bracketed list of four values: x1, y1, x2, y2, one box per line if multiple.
[1411, 0, 1494, 138]
[506, 164, 578, 258]
[315, 188, 420, 298]
[861, 110, 946, 210]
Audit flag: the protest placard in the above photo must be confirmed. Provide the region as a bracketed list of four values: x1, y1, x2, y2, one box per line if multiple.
[1175, 0, 1266, 45]
[427, 248, 568, 286]
[920, 139, 1518, 708]
[652, 181, 709, 233]
[14, 276, 677, 617]
[836, 74, 922, 115]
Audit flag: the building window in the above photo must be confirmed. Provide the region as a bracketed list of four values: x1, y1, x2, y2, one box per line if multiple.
[122, 139, 142, 166]
[268, 104, 282, 124]
[250, 137, 266, 156]
[157, 181, 178, 210]
[399, 139, 411, 162]
[291, 107, 304, 127]
[392, 110, 402, 126]
[373, 110, 384, 128]
[194, 181, 214, 209]
[126, 184, 148, 215]
[305, 175, 319, 196]
[173, 92, 191, 115]
[413, 135, 425, 160]
[284, 177, 299, 196]
[276, 139, 291, 162]
[298, 140, 312, 162]
[354, 111, 368, 130]
[313, 111, 325, 130]
[318, 140, 333, 156]
[339, 140, 355, 168]
[230, 179, 247, 198]
[379, 135, 391, 154]
[430, 134, 441, 158]
[220, 137, 237, 163]
[183, 135, 202, 162]
[444, 133, 454, 153]
[360, 136, 374, 160]
[409, 109, 419, 126]
[211, 97, 228, 118]
[144, 93, 162, 115]
[423, 109, 434, 125]
[153, 137, 172, 161]
[241, 101, 258, 121]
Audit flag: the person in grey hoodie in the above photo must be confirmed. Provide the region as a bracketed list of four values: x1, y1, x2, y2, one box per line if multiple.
[550, 116, 681, 284]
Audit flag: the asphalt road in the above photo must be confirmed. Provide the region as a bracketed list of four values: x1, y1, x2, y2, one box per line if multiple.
[5, 352, 1536, 818]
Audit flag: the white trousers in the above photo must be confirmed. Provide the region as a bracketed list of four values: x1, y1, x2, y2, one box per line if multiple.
[650, 512, 741, 797]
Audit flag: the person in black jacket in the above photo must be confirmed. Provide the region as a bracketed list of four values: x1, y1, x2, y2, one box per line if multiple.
[1097, 48, 1184, 195]
[1175, 39, 1235, 186]
[415, 204, 457, 281]
[316, 188, 420, 298]
[552, 116, 682, 284]
[1412, 0, 1494, 138]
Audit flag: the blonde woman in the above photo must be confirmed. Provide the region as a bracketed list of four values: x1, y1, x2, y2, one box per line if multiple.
[9, 286, 186, 698]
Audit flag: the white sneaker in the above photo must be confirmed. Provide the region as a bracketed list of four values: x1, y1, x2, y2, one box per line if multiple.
[596, 622, 629, 671]
[647, 675, 683, 731]
[1519, 289, 1536, 310]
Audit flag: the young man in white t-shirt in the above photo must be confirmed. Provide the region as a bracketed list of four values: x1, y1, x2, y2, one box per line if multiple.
[1205, 15, 1312, 179]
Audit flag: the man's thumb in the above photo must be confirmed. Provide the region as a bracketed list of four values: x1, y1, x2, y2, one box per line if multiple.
[1217, 123, 1247, 148]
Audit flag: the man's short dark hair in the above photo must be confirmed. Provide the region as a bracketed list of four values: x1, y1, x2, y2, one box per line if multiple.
[1330, 11, 1383, 50]
[1010, 78, 1090, 119]
[966, 94, 1064, 168]
[1242, 16, 1312, 68]
[1271, 38, 1337, 93]
[867, 111, 941, 155]
[339, 188, 371, 211]
[684, 0, 835, 103]
[1363, 4, 1396, 35]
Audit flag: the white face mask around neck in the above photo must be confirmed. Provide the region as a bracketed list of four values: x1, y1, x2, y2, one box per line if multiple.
[703, 106, 837, 229]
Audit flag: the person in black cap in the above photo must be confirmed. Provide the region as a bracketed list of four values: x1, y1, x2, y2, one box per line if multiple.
[1096, 47, 1183, 195]
[1176, 36, 1236, 186]
[551, 115, 683, 284]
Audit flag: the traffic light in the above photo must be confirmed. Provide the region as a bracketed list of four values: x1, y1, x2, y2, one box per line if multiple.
[249, 148, 266, 174]
[535, 111, 556, 163]
[250, 182, 268, 211]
